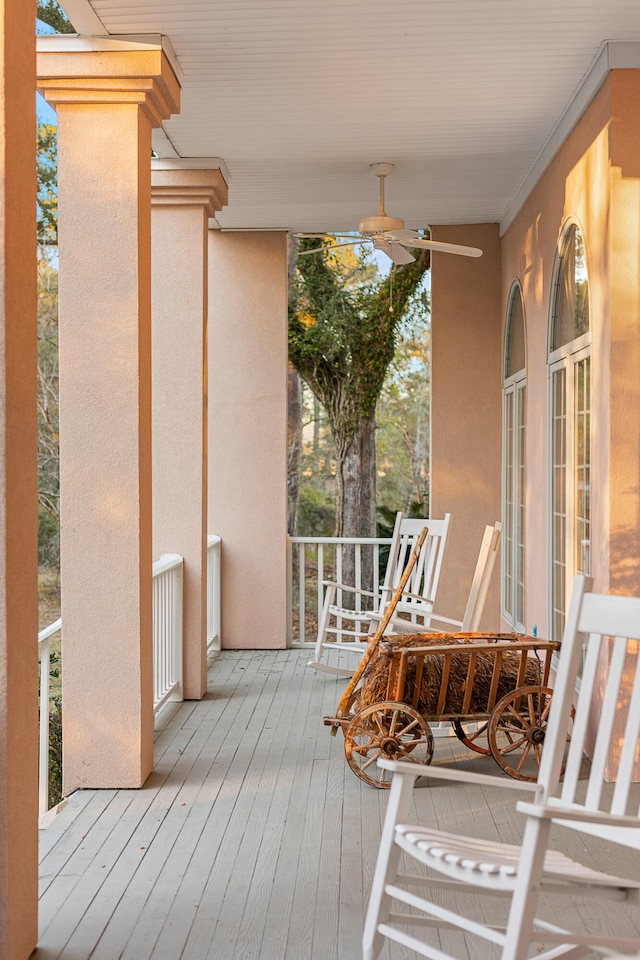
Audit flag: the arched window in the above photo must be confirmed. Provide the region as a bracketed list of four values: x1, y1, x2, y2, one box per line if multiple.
[548, 221, 591, 642]
[503, 282, 526, 630]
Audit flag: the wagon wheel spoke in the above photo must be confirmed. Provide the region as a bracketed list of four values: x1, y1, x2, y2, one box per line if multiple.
[488, 686, 556, 783]
[497, 732, 529, 754]
[344, 701, 434, 789]
[452, 719, 491, 755]
[359, 750, 384, 772]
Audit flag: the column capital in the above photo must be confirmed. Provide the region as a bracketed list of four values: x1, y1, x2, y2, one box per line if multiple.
[37, 36, 180, 126]
[151, 163, 229, 218]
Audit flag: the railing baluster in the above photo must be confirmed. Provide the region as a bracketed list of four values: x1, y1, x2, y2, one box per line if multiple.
[317, 543, 324, 632]
[207, 535, 221, 652]
[37, 617, 62, 818]
[38, 634, 51, 817]
[287, 536, 393, 646]
[298, 542, 306, 644]
[152, 553, 184, 715]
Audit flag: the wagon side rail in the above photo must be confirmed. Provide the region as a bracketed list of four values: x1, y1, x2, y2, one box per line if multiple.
[384, 636, 560, 719]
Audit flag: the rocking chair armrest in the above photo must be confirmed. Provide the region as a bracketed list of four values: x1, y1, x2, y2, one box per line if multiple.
[422, 613, 464, 628]
[379, 589, 435, 606]
[516, 799, 640, 828]
[378, 759, 543, 793]
[321, 580, 380, 600]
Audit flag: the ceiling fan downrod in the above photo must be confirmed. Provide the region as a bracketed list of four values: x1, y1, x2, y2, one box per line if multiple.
[358, 162, 404, 235]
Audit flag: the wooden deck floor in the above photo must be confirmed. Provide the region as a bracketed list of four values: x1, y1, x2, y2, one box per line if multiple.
[34, 649, 640, 960]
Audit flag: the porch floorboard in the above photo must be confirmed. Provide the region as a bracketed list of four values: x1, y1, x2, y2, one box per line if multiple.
[34, 649, 640, 960]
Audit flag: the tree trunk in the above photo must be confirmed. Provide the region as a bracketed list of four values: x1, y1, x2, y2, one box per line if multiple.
[335, 412, 377, 597]
[287, 364, 302, 535]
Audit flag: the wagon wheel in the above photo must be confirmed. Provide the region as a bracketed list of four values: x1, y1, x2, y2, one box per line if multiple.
[488, 685, 558, 781]
[345, 701, 434, 789]
[452, 718, 491, 755]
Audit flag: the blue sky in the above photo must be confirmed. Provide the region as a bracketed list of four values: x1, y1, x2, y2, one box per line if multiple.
[36, 19, 59, 125]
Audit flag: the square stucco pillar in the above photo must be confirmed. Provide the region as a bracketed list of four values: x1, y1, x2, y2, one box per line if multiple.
[151, 163, 228, 698]
[0, 2, 38, 956]
[37, 41, 180, 790]
[430, 224, 503, 624]
[208, 232, 288, 649]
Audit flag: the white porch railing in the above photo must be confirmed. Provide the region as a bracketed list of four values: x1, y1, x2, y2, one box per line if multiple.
[37, 542, 222, 816]
[207, 534, 222, 652]
[288, 535, 393, 646]
[152, 553, 184, 714]
[38, 617, 62, 818]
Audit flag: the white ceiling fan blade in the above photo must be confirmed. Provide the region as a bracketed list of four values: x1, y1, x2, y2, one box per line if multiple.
[294, 232, 359, 240]
[297, 241, 363, 256]
[406, 238, 483, 258]
[373, 238, 415, 265]
[383, 229, 420, 241]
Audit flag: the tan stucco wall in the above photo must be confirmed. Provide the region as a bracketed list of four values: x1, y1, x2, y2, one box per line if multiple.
[56, 100, 156, 790]
[208, 231, 288, 649]
[0, 0, 39, 955]
[37, 47, 180, 791]
[607, 71, 640, 596]
[501, 71, 640, 637]
[152, 196, 209, 699]
[502, 77, 611, 637]
[430, 224, 503, 624]
[500, 71, 640, 777]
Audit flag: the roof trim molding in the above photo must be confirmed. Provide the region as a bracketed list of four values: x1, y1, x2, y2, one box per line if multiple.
[36, 33, 183, 81]
[59, 0, 108, 36]
[500, 40, 640, 235]
[152, 156, 231, 185]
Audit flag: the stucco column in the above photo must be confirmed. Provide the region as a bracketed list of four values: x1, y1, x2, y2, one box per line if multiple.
[151, 162, 228, 698]
[430, 224, 503, 624]
[37, 40, 180, 790]
[208, 232, 288, 649]
[0, 3, 38, 956]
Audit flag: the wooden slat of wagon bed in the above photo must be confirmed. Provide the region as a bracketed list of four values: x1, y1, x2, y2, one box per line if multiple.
[375, 636, 560, 721]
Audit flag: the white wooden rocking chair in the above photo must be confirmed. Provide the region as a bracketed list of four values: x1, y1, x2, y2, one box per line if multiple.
[367, 520, 502, 636]
[363, 574, 640, 960]
[307, 513, 451, 677]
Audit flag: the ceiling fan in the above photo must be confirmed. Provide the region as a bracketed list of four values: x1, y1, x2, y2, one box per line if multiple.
[295, 162, 483, 265]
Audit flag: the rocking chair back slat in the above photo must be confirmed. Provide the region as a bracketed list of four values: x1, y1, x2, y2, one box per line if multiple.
[613, 656, 640, 815]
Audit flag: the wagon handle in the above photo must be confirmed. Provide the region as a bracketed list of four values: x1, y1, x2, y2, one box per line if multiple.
[333, 525, 430, 728]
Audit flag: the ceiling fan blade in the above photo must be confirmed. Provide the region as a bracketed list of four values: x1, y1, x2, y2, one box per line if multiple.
[297, 241, 363, 256]
[406, 238, 483, 258]
[294, 232, 359, 240]
[373, 238, 415, 265]
[383, 229, 420, 241]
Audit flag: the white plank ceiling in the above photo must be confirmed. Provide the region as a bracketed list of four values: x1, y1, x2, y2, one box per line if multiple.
[60, 0, 640, 234]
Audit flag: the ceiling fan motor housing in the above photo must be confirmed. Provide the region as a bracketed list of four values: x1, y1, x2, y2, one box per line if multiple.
[358, 214, 405, 235]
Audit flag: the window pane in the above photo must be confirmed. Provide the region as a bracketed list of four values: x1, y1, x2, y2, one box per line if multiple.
[515, 385, 526, 626]
[505, 286, 526, 377]
[552, 224, 590, 350]
[551, 368, 566, 640]
[504, 390, 514, 617]
[574, 357, 591, 576]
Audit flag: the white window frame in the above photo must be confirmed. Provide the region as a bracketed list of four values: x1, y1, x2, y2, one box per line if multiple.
[502, 282, 526, 632]
[547, 219, 591, 644]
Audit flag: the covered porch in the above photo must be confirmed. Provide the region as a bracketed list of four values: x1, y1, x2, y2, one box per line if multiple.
[35, 649, 640, 960]
[3, 0, 640, 956]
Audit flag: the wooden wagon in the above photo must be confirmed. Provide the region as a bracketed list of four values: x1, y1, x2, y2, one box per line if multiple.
[324, 631, 562, 788]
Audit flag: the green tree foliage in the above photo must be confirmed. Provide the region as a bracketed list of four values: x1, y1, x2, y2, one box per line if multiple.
[37, 123, 60, 564]
[37, 0, 75, 33]
[376, 304, 430, 514]
[37, 124, 58, 246]
[37, 254, 60, 564]
[289, 238, 429, 537]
